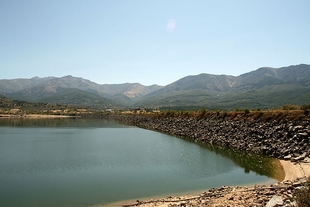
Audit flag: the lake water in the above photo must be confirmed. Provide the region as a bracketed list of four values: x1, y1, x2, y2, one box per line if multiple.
[0, 118, 282, 206]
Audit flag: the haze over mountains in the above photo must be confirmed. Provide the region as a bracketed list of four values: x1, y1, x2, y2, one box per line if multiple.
[1, 64, 309, 109]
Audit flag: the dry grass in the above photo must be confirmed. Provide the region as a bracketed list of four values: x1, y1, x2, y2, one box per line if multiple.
[154, 109, 309, 122]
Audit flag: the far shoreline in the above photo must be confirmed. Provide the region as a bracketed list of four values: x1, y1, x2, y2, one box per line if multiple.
[0, 114, 77, 118]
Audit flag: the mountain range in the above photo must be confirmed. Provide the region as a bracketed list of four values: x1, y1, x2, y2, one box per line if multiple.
[1, 64, 309, 109]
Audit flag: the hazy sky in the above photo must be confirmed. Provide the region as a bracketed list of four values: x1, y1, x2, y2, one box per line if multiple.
[1, 0, 309, 86]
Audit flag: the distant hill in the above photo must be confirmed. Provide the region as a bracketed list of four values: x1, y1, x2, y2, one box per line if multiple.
[236, 64, 310, 87]
[0, 64, 309, 109]
[39, 88, 115, 108]
[135, 64, 310, 109]
[0, 75, 163, 107]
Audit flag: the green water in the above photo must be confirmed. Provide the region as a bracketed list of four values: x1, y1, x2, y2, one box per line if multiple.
[0, 118, 280, 206]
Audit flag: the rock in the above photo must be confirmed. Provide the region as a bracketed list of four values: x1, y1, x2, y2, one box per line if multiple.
[287, 201, 296, 206]
[284, 155, 292, 160]
[298, 132, 308, 137]
[294, 152, 307, 161]
[292, 181, 303, 187]
[180, 201, 187, 206]
[266, 195, 284, 207]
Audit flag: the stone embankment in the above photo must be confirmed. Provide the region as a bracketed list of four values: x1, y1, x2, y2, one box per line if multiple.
[111, 112, 310, 161]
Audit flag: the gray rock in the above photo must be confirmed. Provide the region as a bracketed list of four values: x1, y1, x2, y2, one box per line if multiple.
[266, 195, 284, 207]
[284, 155, 292, 160]
[294, 152, 307, 161]
[298, 132, 308, 137]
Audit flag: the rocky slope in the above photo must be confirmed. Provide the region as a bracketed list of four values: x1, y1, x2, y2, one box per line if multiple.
[112, 111, 310, 161]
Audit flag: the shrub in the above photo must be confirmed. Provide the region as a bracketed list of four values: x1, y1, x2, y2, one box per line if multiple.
[183, 111, 190, 117]
[200, 108, 207, 117]
[300, 104, 310, 110]
[221, 111, 228, 118]
[281, 104, 300, 110]
[294, 177, 310, 207]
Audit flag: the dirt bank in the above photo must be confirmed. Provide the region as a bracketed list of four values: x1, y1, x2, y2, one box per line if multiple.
[280, 159, 310, 181]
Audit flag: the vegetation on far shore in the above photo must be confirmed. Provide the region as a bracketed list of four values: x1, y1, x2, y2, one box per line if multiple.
[146, 104, 310, 122]
[1, 93, 309, 122]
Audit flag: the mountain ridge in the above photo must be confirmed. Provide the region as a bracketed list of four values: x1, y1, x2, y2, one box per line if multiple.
[137, 64, 310, 109]
[0, 75, 163, 106]
[1, 64, 309, 109]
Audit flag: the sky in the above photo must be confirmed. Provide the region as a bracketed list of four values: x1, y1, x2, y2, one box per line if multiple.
[1, 0, 309, 86]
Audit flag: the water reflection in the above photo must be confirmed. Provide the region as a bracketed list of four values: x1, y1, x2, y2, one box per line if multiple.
[0, 117, 129, 128]
[193, 140, 285, 181]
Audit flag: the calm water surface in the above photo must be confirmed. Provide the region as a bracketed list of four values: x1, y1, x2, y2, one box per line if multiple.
[0, 118, 281, 206]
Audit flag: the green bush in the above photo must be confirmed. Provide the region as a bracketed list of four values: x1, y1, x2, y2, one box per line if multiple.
[300, 104, 310, 110]
[199, 108, 207, 118]
[221, 111, 228, 117]
[281, 104, 300, 110]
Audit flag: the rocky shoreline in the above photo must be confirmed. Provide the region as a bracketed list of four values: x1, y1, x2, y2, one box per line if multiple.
[113, 177, 308, 207]
[111, 112, 309, 161]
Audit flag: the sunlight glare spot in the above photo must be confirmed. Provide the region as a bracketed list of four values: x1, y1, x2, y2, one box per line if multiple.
[167, 19, 176, 32]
